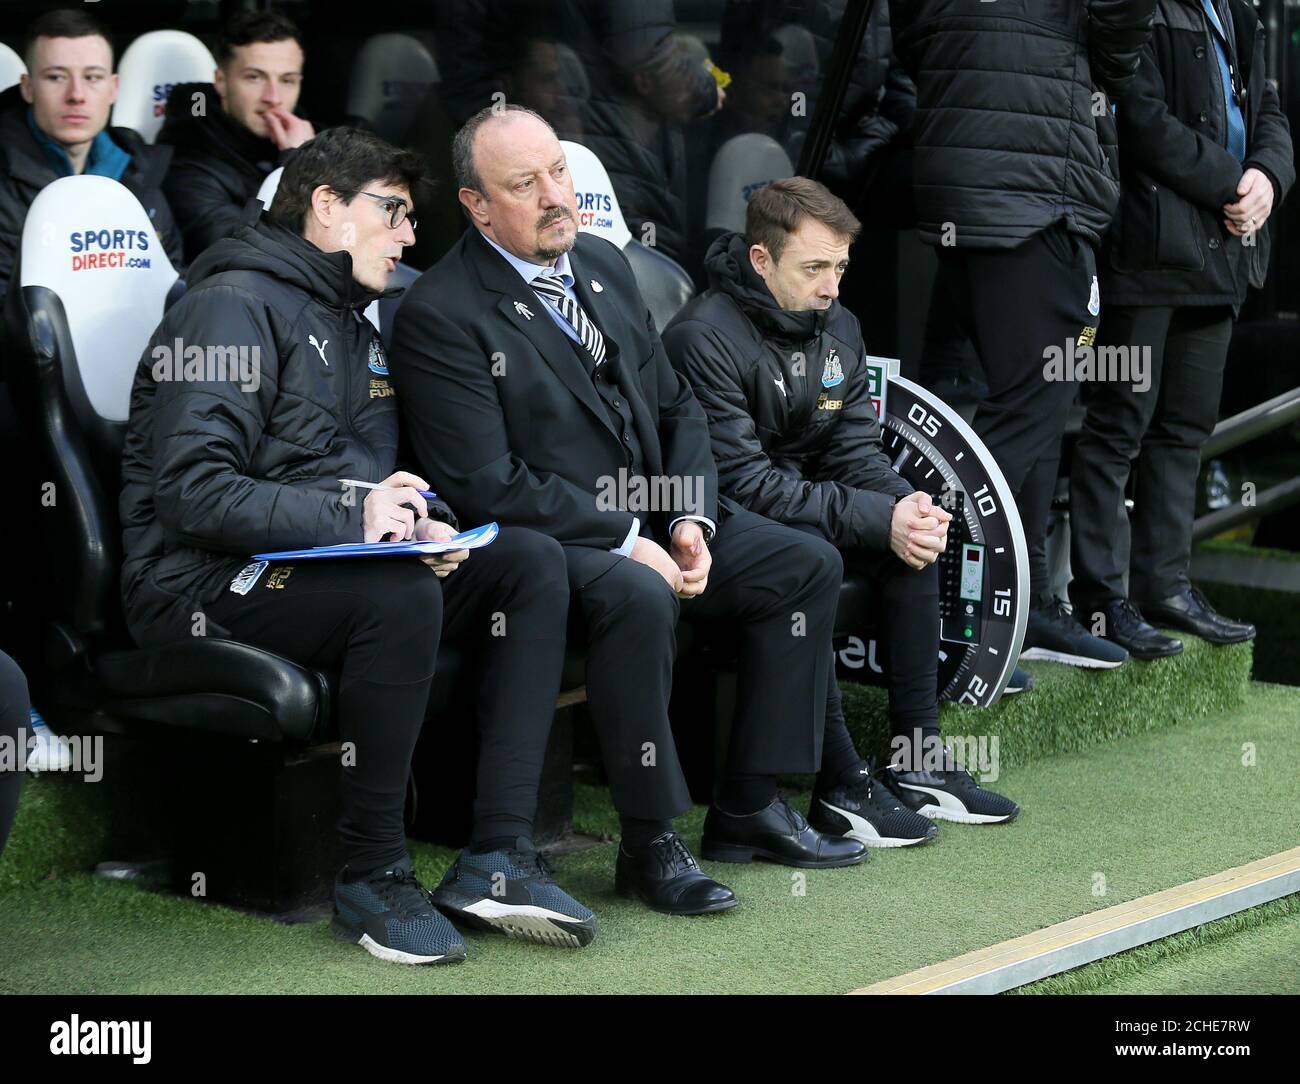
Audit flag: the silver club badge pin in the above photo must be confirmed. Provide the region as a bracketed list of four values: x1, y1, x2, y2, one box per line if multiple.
[590, 279, 604, 293]
[514, 301, 534, 320]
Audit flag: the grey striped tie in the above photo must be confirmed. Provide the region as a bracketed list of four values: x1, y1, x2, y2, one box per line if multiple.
[531, 273, 606, 368]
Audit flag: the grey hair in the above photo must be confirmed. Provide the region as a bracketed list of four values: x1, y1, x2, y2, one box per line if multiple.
[451, 103, 556, 195]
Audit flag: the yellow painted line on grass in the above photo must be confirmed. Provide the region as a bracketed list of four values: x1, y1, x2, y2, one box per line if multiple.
[851, 846, 1300, 995]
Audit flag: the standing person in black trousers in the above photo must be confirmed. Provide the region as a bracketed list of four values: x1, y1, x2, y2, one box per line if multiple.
[0, 651, 28, 856]
[1069, 0, 1293, 656]
[389, 105, 865, 918]
[120, 128, 594, 965]
[891, 0, 1157, 668]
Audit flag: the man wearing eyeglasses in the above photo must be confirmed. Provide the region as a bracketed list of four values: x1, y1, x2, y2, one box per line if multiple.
[120, 127, 596, 965]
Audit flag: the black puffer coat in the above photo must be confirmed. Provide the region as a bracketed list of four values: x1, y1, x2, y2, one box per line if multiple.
[663, 232, 912, 551]
[0, 85, 184, 297]
[156, 82, 288, 265]
[1102, 0, 1294, 308]
[891, 0, 1158, 248]
[119, 216, 451, 647]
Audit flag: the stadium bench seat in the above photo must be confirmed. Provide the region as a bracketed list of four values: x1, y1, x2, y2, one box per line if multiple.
[0, 176, 580, 912]
[111, 29, 218, 143]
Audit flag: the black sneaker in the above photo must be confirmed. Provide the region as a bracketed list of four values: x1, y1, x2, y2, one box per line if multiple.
[1020, 597, 1128, 669]
[432, 838, 597, 948]
[884, 753, 1020, 826]
[809, 761, 937, 848]
[332, 856, 468, 965]
[1002, 665, 1034, 695]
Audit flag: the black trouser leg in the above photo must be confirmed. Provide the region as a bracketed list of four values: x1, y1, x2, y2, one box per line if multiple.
[567, 549, 688, 821]
[864, 556, 941, 745]
[785, 519, 943, 784]
[819, 670, 861, 782]
[1130, 308, 1233, 602]
[439, 528, 570, 843]
[207, 560, 442, 874]
[1069, 306, 1173, 613]
[686, 511, 844, 785]
[943, 224, 1097, 600]
[0, 650, 28, 856]
[919, 259, 973, 389]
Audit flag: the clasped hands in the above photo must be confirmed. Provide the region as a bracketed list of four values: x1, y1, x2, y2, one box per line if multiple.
[890, 491, 952, 571]
[1224, 167, 1273, 238]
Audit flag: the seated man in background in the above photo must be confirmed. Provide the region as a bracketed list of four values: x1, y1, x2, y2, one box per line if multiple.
[664, 178, 1020, 837]
[119, 127, 593, 965]
[158, 9, 315, 264]
[390, 105, 864, 919]
[0, 7, 183, 299]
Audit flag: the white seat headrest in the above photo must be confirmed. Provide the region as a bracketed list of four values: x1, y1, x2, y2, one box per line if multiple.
[346, 34, 438, 143]
[111, 30, 217, 143]
[256, 166, 284, 210]
[773, 24, 820, 82]
[560, 140, 631, 249]
[706, 133, 794, 234]
[20, 176, 179, 423]
[0, 42, 26, 94]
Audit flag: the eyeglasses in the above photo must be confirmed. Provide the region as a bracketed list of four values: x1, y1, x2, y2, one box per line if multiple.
[341, 189, 418, 231]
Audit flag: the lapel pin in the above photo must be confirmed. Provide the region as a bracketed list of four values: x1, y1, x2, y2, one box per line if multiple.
[514, 301, 534, 320]
[590, 279, 604, 293]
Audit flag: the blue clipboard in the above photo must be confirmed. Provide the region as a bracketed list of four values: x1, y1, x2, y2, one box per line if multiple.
[253, 522, 499, 561]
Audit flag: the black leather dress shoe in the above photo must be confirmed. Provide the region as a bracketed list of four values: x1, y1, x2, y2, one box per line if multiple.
[701, 798, 867, 868]
[614, 832, 738, 916]
[1097, 598, 1183, 660]
[1138, 586, 1255, 646]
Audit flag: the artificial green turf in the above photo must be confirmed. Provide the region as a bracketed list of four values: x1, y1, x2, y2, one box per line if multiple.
[1, 681, 1296, 995]
[0, 640, 1253, 895]
[1012, 893, 1300, 995]
[837, 635, 1252, 771]
[1077, 904, 1300, 995]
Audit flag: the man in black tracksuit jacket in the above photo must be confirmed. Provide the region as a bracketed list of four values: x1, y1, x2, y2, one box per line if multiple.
[157, 10, 316, 264]
[891, 0, 1157, 670]
[1069, 0, 1294, 656]
[120, 127, 594, 963]
[0, 60, 182, 301]
[156, 80, 290, 264]
[665, 179, 1021, 840]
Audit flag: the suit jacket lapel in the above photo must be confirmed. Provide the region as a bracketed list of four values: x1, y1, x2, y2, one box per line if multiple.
[468, 230, 616, 437]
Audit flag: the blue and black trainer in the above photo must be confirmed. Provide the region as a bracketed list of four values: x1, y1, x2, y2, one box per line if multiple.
[432, 838, 598, 948]
[332, 856, 468, 965]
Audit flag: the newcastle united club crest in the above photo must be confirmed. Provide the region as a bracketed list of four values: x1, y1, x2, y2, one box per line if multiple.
[821, 349, 844, 388]
[368, 337, 389, 376]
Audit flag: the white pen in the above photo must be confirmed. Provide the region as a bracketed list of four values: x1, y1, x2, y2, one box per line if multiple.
[339, 478, 439, 501]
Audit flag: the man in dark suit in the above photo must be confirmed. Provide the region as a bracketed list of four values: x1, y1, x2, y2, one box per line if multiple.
[389, 104, 864, 916]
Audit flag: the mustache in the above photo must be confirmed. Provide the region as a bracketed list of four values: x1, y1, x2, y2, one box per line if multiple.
[537, 207, 573, 230]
